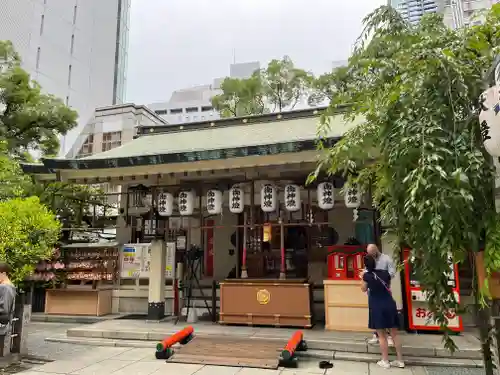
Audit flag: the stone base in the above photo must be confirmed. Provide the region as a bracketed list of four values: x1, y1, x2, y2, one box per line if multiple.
[147, 302, 165, 321]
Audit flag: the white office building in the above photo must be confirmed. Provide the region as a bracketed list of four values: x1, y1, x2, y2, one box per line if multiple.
[443, 0, 500, 28]
[148, 62, 261, 124]
[0, 0, 130, 157]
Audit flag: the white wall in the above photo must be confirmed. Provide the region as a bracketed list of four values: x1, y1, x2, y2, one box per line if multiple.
[0, 0, 129, 156]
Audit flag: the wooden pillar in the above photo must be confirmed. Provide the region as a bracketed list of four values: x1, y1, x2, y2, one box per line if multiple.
[148, 239, 166, 320]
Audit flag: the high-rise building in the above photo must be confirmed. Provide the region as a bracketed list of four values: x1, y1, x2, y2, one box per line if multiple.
[397, 0, 442, 24]
[394, 0, 498, 28]
[443, 0, 499, 28]
[0, 0, 130, 156]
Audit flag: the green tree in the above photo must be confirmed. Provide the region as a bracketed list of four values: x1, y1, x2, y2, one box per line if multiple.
[0, 146, 31, 201]
[33, 182, 106, 227]
[0, 196, 61, 284]
[212, 56, 313, 117]
[212, 75, 266, 117]
[0, 41, 106, 227]
[258, 56, 312, 112]
[309, 5, 500, 364]
[308, 66, 350, 106]
[0, 40, 78, 158]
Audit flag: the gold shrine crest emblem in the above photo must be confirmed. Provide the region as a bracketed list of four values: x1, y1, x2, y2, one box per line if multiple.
[256, 289, 271, 305]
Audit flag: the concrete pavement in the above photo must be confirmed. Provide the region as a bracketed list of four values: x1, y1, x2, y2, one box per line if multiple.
[24, 322, 96, 361]
[15, 345, 430, 375]
[17, 322, 486, 375]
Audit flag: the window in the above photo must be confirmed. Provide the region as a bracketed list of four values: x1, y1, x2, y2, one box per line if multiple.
[155, 109, 168, 115]
[73, 5, 78, 24]
[70, 34, 75, 54]
[170, 108, 183, 114]
[102, 131, 122, 152]
[40, 15, 45, 35]
[201, 106, 213, 112]
[186, 107, 198, 113]
[36, 47, 41, 69]
[78, 134, 94, 157]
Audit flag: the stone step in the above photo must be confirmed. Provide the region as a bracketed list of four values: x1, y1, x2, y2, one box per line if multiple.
[65, 327, 481, 360]
[31, 313, 123, 324]
[44, 336, 483, 368]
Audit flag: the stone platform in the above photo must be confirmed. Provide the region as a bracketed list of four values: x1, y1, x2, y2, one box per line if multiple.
[54, 319, 483, 368]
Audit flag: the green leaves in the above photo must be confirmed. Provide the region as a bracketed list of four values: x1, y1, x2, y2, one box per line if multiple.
[311, 4, 500, 350]
[212, 56, 312, 117]
[258, 56, 312, 112]
[0, 197, 60, 284]
[0, 40, 78, 158]
[211, 76, 266, 117]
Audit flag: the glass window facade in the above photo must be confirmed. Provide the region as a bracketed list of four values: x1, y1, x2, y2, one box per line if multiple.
[113, 0, 131, 105]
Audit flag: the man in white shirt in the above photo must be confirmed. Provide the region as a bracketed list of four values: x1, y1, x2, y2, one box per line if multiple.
[366, 244, 396, 346]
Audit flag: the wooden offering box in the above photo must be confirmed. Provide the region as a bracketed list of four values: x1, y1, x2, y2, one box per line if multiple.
[324, 279, 370, 332]
[219, 279, 313, 328]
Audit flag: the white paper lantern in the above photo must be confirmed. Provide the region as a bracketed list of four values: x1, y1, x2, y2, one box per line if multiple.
[206, 189, 222, 215]
[157, 192, 173, 217]
[317, 182, 334, 210]
[284, 184, 301, 212]
[178, 190, 194, 216]
[345, 183, 361, 208]
[229, 186, 244, 214]
[479, 86, 500, 156]
[261, 184, 277, 212]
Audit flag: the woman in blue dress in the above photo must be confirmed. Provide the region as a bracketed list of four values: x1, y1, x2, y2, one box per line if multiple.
[362, 255, 405, 369]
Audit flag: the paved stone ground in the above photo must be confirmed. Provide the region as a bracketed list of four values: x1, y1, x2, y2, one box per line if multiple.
[8, 322, 486, 375]
[15, 346, 430, 375]
[425, 369, 485, 375]
[24, 322, 95, 361]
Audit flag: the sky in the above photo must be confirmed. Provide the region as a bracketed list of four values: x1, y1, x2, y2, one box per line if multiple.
[126, 0, 387, 105]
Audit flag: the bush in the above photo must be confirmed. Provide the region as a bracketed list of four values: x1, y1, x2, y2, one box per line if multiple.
[0, 197, 61, 284]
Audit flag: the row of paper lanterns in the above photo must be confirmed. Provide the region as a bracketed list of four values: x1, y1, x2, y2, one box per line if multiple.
[156, 182, 361, 217]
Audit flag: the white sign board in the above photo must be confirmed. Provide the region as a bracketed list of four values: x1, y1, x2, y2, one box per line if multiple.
[121, 244, 146, 278]
[123, 242, 176, 280]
